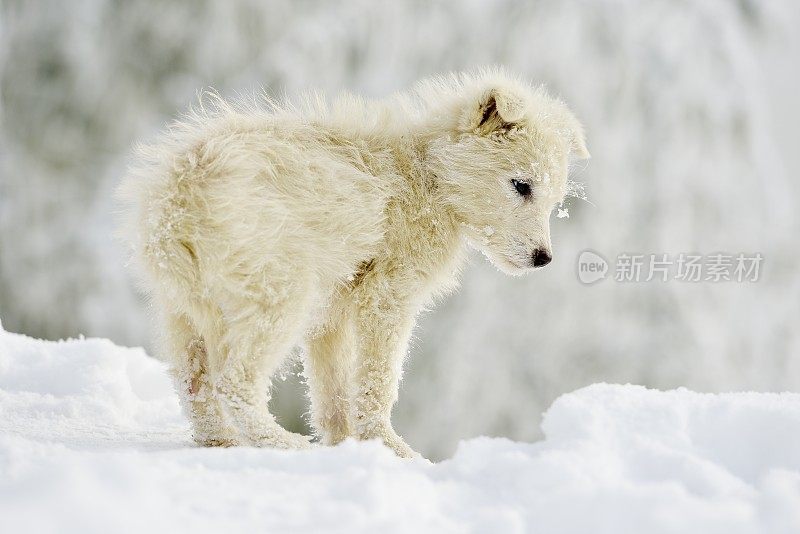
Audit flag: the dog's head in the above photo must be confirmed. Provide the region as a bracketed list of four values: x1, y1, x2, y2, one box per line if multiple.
[426, 72, 589, 275]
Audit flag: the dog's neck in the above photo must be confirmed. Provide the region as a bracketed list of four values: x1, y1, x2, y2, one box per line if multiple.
[393, 132, 467, 245]
[370, 133, 466, 300]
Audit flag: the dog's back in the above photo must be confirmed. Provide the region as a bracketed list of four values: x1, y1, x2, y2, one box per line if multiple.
[118, 99, 391, 326]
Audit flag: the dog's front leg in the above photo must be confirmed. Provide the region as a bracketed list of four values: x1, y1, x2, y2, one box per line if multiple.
[351, 293, 419, 458]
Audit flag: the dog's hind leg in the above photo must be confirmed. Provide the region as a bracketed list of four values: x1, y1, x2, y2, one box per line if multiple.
[212, 274, 314, 450]
[164, 312, 240, 447]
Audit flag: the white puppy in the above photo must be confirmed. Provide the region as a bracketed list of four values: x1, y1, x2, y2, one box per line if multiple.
[118, 68, 588, 457]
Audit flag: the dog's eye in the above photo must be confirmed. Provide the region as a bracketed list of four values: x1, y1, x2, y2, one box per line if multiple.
[511, 178, 532, 198]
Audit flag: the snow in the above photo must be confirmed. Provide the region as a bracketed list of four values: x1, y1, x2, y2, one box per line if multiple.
[3, 0, 800, 461]
[1, 324, 799, 533]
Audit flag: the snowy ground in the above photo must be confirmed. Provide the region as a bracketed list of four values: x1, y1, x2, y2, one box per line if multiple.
[1, 323, 799, 534]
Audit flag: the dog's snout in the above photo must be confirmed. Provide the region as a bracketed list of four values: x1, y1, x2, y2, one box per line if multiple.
[531, 249, 552, 268]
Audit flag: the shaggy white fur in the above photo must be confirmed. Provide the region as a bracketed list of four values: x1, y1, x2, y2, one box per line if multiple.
[117, 68, 589, 458]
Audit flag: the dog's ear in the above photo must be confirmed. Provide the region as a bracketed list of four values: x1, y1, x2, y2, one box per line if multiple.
[461, 87, 527, 135]
[565, 114, 590, 160]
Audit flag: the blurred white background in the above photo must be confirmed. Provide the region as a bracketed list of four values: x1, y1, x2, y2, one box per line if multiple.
[1, 0, 798, 459]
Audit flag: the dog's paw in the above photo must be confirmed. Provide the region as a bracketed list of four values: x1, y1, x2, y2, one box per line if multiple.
[358, 424, 421, 459]
[382, 433, 421, 459]
[250, 428, 315, 451]
[193, 427, 241, 448]
[195, 436, 239, 448]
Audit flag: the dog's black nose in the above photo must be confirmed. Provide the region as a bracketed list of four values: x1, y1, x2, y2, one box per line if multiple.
[532, 249, 552, 268]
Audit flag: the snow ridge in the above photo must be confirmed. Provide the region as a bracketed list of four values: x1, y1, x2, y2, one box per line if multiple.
[1, 325, 799, 533]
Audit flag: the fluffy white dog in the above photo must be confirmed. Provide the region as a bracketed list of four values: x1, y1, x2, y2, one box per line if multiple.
[119, 68, 588, 458]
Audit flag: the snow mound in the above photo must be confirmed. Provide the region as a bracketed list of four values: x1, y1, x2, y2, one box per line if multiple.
[1, 324, 799, 533]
